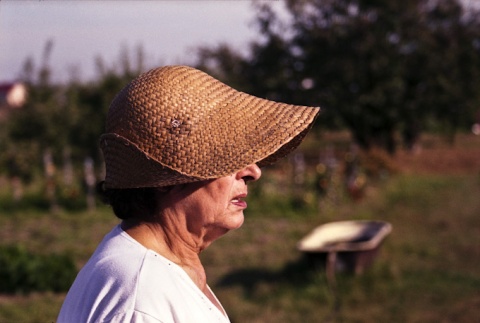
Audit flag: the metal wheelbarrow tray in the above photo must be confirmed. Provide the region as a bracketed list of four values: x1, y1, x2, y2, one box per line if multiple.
[297, 220, 392, 274]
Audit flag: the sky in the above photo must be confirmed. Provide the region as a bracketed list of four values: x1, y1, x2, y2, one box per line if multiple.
[1, 0, 284, 83]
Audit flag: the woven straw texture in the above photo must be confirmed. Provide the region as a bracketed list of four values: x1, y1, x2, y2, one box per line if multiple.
[101, 65, 320, 188]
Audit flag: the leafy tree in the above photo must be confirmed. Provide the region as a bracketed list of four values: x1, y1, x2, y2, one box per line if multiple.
[68, 46, 147, 163]
[0, 43, 147, 187]
[1, 40, 61, 181]
[419, 1, 480, 143]
[195, 0, 480, 153]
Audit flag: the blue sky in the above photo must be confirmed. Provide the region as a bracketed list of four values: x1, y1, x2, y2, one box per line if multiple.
[1, 1, 283, 83]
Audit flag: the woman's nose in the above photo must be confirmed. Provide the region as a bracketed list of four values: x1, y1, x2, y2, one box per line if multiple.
[236, 164, 262, 183]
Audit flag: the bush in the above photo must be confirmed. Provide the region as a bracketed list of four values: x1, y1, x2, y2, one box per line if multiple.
[0, 244, 77, 294]
[359, 148, 401, 178]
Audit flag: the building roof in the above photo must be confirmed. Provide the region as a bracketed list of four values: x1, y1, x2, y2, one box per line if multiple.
[0, 82, 27, 108]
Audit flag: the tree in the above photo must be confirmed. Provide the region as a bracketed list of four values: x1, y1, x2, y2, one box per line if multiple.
[195, 0, 480, 153]
[0, 43, 147, 186]
[2, 40, 62, 181]
[419, 0, 480, 143]
[68, 46, 147, 162]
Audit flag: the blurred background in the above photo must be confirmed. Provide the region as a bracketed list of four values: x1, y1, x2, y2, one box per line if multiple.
[1, 0, 480, 322]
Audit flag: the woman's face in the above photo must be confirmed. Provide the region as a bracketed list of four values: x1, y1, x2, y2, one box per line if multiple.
[164, 164, 262, 246]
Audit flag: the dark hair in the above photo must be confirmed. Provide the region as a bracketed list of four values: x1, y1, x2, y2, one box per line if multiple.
[96, 181, 160, 220]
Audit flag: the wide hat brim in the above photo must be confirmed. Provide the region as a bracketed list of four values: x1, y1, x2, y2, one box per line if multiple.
[101, 65, 320, 188]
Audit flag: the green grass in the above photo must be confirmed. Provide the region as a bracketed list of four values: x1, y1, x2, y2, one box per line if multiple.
[206, 172, 480, 322]
[0, 170, 479, 322]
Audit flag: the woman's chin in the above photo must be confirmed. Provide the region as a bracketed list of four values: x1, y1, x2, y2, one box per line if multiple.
[229, 213, 245, 230]
[217, 213, 245, 233]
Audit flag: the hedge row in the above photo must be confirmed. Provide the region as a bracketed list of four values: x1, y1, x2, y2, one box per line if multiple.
[0, 244, 77, 294]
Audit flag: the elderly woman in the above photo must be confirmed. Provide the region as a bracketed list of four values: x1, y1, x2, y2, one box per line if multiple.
[57, 66, 320, 322]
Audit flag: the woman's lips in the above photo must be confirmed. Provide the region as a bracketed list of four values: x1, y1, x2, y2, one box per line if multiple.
[231, 194, 247, 208]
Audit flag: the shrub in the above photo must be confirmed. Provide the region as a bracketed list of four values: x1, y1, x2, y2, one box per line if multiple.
[0, 244, 77, 294]
[359, 148, 401, 178]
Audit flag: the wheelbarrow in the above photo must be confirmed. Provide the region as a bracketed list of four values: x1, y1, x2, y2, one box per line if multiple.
[297, 220, 392, 275]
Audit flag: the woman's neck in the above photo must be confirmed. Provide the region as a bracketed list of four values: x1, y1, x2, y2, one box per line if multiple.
[121, 219, 207, 288]
[121, 218, 227, 317]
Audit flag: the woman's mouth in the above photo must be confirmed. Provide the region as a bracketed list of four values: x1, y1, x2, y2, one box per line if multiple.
[231, 194, 247, 208]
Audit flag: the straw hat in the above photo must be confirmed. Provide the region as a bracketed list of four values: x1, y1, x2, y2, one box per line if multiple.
[100, 65, 320, 188]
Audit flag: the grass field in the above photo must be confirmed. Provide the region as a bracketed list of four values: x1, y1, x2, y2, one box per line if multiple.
[0, 133, 479, 322]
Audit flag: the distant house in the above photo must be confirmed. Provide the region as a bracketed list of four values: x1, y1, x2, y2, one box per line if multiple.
[0, 82, 27, 119]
